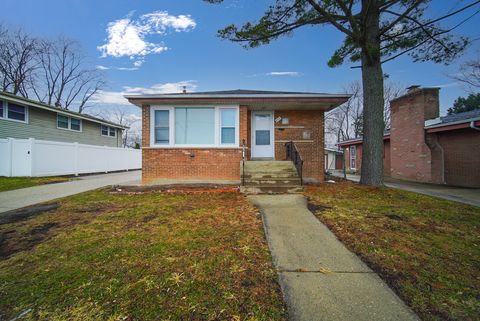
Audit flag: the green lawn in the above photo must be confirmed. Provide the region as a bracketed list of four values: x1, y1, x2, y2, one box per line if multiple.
[0, 188, 285, 320]
[306, 182, 480, 321]
[0, 176, 71, 192]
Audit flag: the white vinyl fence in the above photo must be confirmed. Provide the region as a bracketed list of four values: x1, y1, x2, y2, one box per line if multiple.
[0, 138, 141, 177]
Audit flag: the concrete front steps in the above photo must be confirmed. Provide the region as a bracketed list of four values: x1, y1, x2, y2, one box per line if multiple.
[240, 160, 303, 194]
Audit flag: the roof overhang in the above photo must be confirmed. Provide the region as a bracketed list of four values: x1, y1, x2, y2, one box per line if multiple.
[125, 93, 351, 112]
[337, 134, 390, 147]
[425, 118, 480, 133]
[0, 92, 128, 130]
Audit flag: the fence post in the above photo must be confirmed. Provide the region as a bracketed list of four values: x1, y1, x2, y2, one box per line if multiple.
[74, 142, 79, 176]
[7, 137, 13, 177]
[28, 138, 35, 177]
[104, 145, 109, 173]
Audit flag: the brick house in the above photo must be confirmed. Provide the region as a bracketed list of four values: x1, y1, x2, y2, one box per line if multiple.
[126, 89, 349, 187]
[338, 86, 480, 188]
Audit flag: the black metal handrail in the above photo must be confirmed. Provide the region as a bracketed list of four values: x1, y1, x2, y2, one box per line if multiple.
[241, 139, 246, 186]
[285, 141, 304, 185]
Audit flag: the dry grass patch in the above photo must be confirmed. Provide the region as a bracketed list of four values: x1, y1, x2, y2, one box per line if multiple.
[0, 189, 285, 320]
[306, 182, 480, 321]
[0, 176, 71, 192]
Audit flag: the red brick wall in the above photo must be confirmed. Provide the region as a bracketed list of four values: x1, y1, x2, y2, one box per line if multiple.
[383, 140, 391, 177]
[272, 110, 325, 182]
[390, 88, 441, 183]
[436, 129, 480, 188]
[142, 105, 150, 148]
[142, 148, 242, 183]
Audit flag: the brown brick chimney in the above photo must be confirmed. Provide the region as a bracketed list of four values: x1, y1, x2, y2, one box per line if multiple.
[389, 87, 442, 183]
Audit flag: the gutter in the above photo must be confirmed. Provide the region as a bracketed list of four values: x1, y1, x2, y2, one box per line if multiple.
[470, 120, 480, 131]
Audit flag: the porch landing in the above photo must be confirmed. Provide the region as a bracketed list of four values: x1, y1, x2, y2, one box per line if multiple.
[240, 161, 303, 194]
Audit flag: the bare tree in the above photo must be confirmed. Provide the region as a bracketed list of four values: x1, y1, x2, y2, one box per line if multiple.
[450, 53, 480, 92]
[103, 107, 141, 148]
[0, 26, 38, 97]
[326, 80, 404, 145]
[32, 37, 104, 112]
[383, 81, 405, 128]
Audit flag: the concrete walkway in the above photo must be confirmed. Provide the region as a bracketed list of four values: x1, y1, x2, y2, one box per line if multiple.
[0, 171, 141, 213]
[331, 172, 480, 208]
[249, 194, 419, 321]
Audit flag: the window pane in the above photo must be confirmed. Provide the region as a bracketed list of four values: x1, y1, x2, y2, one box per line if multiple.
[8, 103, 26, 121]
[155, 128, 169, 144]
[256, 130, 270, 145]
[221, 127, 235, 144]
[101, 125, 108, 135]
[70, 118, 81, 131]
[58, 115, 69, 128]
[175, 108, 215, 144]
[155, 110, 169, 127]
[221, 109, 235, 127]
[109, 127, 116, 137]
[0, 101, 4, 118]
[154, 110, 169, 144]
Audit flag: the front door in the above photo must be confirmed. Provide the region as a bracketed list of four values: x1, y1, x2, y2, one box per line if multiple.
[251, 111, 274, 159]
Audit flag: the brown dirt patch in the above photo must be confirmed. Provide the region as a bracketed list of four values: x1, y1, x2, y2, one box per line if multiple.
[109, 184, 239, 195]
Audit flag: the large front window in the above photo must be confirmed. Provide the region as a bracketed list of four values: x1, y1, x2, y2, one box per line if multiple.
[151, 106, 238, 147]
[175, 107, 215, 145]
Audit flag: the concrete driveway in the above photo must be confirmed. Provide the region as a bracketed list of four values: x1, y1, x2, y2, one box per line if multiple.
[331, 172, 480, 207]
[0, 171, 141, 213]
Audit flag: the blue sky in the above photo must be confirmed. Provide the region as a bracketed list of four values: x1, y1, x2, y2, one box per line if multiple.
[1, 0, 479, 116]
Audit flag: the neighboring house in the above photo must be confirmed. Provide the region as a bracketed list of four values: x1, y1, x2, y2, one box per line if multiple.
[338, 86, 480, 188]
[324, 147, 343, 171]
[0, 91, 126, 147]
[126, 89, 349, 184]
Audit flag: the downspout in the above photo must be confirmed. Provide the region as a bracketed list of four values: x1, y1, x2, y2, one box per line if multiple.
[425, 133, 445, 185]
[470, 121, 480, 131]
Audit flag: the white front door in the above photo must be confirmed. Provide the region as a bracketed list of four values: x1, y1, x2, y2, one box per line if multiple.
[251, 111, 274, 159]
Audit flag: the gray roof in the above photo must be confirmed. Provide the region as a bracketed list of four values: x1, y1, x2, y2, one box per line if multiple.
[440, 109, 480, 124]
[0, 91, 127, 129]
[158, 89, 334, 95]
[125, 89, 350, 99]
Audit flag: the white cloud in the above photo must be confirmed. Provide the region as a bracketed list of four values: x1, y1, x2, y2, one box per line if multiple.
[96, 65, 109, 70]
[116, 67, 139, 71]
[97, 11, 196, 60]
[266, 71, 302, 76]
[91, 80, 198, 105]
[431, 82, 459, 88]
[133, 59, 144, 67]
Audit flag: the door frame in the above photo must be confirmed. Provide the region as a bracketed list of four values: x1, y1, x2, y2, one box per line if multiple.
[250, 110, 275, 159]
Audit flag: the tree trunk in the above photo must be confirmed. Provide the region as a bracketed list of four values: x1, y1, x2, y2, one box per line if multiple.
[359, 0, 385, 186]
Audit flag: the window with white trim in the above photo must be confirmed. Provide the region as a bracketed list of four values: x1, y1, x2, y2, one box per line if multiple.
[57, 114, 81, 131]
[0, 101, 27, 122]
[350, 145, 356, 170]
[154, 110, 170, 144]
[101, 125, 117, 137]
[151, 106, 239, 147]
[220, 108, 236, 144]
